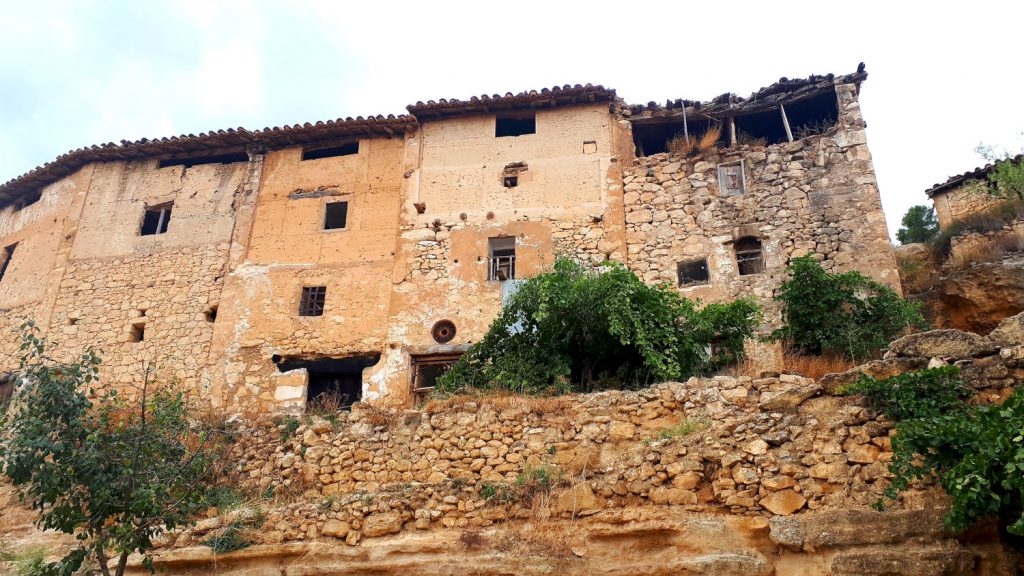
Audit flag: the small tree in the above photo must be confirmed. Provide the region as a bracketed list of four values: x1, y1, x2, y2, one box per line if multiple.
[436, 258, 760, 396]
[977, 142, 1024, 200]
[772, 255, 926, 360]
[0, 322, 223, 576]
[896, 205, 939, 244]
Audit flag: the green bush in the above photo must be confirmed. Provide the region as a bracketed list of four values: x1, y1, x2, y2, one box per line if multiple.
[772, 255, 926, 360]
[436, 258, 760, 396]
[846, 367, 1024, 536]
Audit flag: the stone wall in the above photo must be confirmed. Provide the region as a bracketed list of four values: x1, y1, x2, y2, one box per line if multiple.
[932, 180, 1007, 230]
[622, 83, 899, 336]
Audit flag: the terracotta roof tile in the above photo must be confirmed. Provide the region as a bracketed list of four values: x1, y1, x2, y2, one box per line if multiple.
[407, 83, 617, 119]
[925, 154, 1024, 198]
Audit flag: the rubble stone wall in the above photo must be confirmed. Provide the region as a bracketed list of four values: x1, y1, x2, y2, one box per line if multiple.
[932, 180, 1007, 230]
[622, 83, 899, 332]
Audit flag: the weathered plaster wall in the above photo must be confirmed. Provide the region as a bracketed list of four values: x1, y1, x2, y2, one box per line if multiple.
[932, 180, 1007, 230]
[0, 166, 92, 372]
[622, 83, 899, 333]
[214, 138, 405, 409]
[366, 105, 629, 405]
[44, 158, 257, 390]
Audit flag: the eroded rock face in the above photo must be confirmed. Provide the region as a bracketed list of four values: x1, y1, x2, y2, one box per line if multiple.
[939, 256, 1024, 334]
[886, 329, 997, 359]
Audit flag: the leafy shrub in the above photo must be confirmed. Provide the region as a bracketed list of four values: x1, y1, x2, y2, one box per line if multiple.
[846, 367, 1024, 536]
[896, 205, 939, 245]
[0, 322, 224, 576]
[772, 255, 926, 360]
[436, 258, 760, 396]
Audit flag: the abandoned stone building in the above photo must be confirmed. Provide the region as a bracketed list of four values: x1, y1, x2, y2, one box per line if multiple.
[0, 65, 898, 413]
[926, 153, 1023, 229]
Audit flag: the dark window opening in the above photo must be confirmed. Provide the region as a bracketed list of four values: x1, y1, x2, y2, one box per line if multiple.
[158, 152, 249, 169]
[411, 353, 462, 406]
[631, 117, 724, 157]
[495, 113, 536, 137]
[324, 201, 348, 230]
[717, 162, 745, 197]
[678, 259, 710, 286]
[205, 305, 218, 323]
[13, 190, 42, 211]
[0, 376, 14, 409]
[128, 322, 145, 343]
[276, 355, 380, 412]
[784, 91, 839, 140]
[734, 237, 765, 275]
[302, 142, 359, 161]
[503, 175, 518, 188]
[299, 286, 327, 317]
[488, 237, 516, 281]
[734, 109, 790, 146]
[140, 203, 173, 235]
[0, 243, 17, 284]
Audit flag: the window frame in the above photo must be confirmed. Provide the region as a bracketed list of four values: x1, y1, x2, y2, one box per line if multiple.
[299, 286, 327, 317]
[410, 353, 463, 406]
[717, 160, 746, 197]
[734, 237, 765, 276]
[140, 202, 173, 236]
[487, 237, 517, 281]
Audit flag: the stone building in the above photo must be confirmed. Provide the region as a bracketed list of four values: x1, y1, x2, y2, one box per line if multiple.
[0, 66, 899, 412]
[926, 154, 1022, 229]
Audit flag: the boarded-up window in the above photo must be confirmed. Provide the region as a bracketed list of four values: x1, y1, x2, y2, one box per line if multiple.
[299, 286, 327, 317]
[717, 161, 745, 197]
[140, 203, 173, 235]
[324, 202, 348, 230]
[0, 243, 16, 284]
[678, 259, 710, 286]
[734, 237, 765, 275]
[410, 353, 462, 406]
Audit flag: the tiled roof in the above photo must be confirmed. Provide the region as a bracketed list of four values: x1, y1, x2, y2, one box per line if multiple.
[407, 84, 617, 120]
[0, 115, 416, 207]
[925, 154, 1024, 198]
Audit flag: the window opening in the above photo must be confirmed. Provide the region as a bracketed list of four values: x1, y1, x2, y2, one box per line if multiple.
[0, 243, 17, 284]
[410, 353, 462, 406]
[733, 109, 789, 146]
[488, 237, 516, 281]
[13, 190, 41, 211]
[128, 322, 145, 343]
[302, 142, 359, 161]
[205, 305, 218, 323]
[503, 175, 518, 188]
[734, 237, 765, 275]
[158, 152, 249, 169]
[632, 117, 724, 157]
[678, 259, 710, 287]
[140, 203, 173, 235]
[717, 161, 745, 197]
[299, 286, 327, 317]
[324, 201, 348, 230]
[0, 375, 13, 408]
[275, 355, 379, 412]
[495, 112, 536, 137]
[784, 91, 839, 139]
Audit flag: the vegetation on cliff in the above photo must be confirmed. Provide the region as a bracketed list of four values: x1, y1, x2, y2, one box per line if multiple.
[437, 258, 761, 396]
[848, 366, 1024, 538]
[772, 254, 926, 360]
[0, 323, 228, 576]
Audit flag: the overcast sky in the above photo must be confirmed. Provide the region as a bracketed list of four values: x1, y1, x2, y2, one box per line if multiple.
[3, 0, 1023, 240]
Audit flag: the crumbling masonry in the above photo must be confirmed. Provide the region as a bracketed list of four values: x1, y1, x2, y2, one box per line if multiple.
[0, 66, 898, 412]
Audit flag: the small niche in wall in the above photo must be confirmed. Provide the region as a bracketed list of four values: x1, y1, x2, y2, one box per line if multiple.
[205, 305, 218, 323]
[583, 141, 597, 154]
[128, 322, 145, 343]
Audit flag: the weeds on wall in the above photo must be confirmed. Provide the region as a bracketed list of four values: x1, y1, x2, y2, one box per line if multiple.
[772, 255, 926, 360]
[666, 125, 722, 158]
[844, 367, 1024, 539]
[436, 258, 760, 396]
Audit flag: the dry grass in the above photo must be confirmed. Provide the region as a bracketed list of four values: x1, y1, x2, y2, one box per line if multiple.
[947, 233, 1024, 271]
[423, 391, 574, 416]
[782, 348, 860, 380]
[359, 403, 401, 428]
[666, 125, 722, 157]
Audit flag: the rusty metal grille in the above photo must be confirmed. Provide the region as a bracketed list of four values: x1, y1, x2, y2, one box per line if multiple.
[299, 286, 326, 317]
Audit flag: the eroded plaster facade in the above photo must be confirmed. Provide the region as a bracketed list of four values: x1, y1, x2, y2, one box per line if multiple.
[0, 69, 899, 412]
